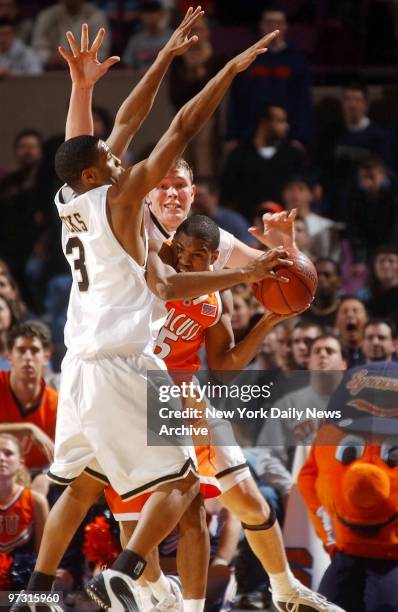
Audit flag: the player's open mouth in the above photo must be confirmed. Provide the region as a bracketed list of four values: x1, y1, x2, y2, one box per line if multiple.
[337, 512, 398, 534]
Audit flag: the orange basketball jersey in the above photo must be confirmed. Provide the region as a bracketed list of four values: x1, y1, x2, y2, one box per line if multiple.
[154, 292, 222, 372]
[0, 372, 58, 470]
[0, 486, 34, 554]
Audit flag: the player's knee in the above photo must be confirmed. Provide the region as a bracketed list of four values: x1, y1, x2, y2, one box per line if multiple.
[179, 493, 207, 535]
[238, 495, 271, 526]
[68, 473, 104, 506]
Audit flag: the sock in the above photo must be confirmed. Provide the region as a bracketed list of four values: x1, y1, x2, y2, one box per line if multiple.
[138, 585, 153, 609]
[112, 550, 146, 580]
[27, 571, 55, 591]
[147, 573, 171, 601]
[269, 566, 300, 598]
[183, 599, 206, 612]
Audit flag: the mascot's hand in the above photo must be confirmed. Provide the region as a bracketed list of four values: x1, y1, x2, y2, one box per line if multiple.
[316, 505, 336, 553]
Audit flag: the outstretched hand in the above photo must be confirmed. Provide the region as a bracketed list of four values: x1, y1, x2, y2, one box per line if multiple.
[228, 29, 279, 74]
[249, 208, 297, 249]
[59, 23, 120, 87]
[163, 5, 204, 57]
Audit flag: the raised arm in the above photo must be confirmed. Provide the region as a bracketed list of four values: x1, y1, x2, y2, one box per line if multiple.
[113, 29, 280, 206]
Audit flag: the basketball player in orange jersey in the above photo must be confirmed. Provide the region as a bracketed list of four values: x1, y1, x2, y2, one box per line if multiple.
[107, 215, 344, 612]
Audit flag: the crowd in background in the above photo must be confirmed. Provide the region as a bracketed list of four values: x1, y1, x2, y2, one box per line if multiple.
[1, 1, 398, 610]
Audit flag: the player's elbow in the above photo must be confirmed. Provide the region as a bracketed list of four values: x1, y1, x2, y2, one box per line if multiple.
[152, 278, 175, 301]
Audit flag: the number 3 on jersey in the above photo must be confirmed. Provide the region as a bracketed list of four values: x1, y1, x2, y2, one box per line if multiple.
[66, 237, 89, 292]
[154, 327, 178, 359]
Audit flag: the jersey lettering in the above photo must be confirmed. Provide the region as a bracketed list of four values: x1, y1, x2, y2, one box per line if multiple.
[60, 213, 88, 233]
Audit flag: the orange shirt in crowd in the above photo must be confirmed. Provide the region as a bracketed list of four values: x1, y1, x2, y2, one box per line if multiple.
[0, 486, 34, 554]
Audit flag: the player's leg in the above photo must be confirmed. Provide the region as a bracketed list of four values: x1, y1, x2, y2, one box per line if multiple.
[220, 477, 345, 612]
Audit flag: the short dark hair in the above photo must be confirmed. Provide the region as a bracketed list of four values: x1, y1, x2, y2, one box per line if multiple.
[14, 129, 42, 149]
[358, 155, 385, 172]
[55, 135, 101, 189]
[315, 257, 341, 277]
[176, 214, 220, 251]
[337, 295, 368, 315]
[0, 17, 16, 29]
[343, 81, 368, 98]
[310, 333, 347, 360]
[372, 244, 398, 259]
[7, 321, 51, 352]
[364, 318, 396, 338]
[293, 321, 323, 334]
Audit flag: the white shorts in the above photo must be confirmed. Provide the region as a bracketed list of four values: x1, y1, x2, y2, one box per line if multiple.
[208, 418, 251, 494]
[48, 352, 197, 499]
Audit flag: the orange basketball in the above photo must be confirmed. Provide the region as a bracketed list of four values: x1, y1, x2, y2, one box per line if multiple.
[252, 249, 318, 315]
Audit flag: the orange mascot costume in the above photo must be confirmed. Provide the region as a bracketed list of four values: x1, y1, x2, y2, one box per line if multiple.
[298, 362, 398, 612]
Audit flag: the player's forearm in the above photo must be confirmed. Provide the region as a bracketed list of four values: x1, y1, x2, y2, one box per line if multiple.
[65, 85, 94, 140]
[209, 315, 277, 371]
[107, 49, 173, 157]
[157, 267, 248, 301]
[174, 61, 236, 142]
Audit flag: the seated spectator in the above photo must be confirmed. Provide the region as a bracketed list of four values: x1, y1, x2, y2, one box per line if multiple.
[92, 104, 112, 140]
[221, 105, 304, 219]
[0, 270, 28, 321]
[0, 17, 41, 75]
[231, 289, 254, 343]
[0, 322, 57, 473]
[320, 82, 393, 221]
[283, 177, 338, 259]
[335, 296, 367, 368]
[123, 0, 172, 70]
[226, 7, 314, 147]
[362, 319, 396, 364]
[0, 295, 19, 370]
[274, 322, 293, 372]
[0, 433, 49, 589]
[301, 258, 342, 331]
[169, 16, 224, 176]
[192, 178, 256, 246]
[290, 321, 322, 370]
[346, 157, 398, 266]
[365, 246, 398, 328]
[0, 0, 33, 44]
[32, 0, 109, 69]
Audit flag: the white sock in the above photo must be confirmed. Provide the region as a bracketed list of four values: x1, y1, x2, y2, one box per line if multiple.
[269, 566, 300, 598]
[183, 599, 206, 612]
[147, 574, 171, 601]
[138, 585, 153, 609]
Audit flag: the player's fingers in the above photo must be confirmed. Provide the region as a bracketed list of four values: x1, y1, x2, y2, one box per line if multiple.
[58, 46, 73, 63]
[90, 28, 105, 54]
[183, 6, 204, 30]
[269, 270, 290, 283]
[66, 30, 80, 56]
[81, 23, 89, 51]
[276, 257, 294, 266]
[178, 35, 199, 51]
[257, 29, 279, 49]
[102, 56, 120, 70]
[288, 208, 298, 221]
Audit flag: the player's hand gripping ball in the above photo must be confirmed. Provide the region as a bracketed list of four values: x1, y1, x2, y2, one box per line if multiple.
[252, 248, 317, 315]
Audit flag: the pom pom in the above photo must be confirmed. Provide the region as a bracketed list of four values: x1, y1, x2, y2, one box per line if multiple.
[0, 553, 13, 589]
[83, 516, 120, 568]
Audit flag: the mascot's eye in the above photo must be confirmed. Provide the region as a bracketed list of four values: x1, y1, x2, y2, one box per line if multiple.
[381, 444, 398, 468]
[335, 435, 365, 465]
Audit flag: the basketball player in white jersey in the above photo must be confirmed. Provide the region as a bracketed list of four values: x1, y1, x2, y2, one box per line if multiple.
[56, 25, 345, 612]
[11, 23, 294, 612]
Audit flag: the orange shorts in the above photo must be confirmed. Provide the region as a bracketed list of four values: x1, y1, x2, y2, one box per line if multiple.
[105, 444, 221, 521]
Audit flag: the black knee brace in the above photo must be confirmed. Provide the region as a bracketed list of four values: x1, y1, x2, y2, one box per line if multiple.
[241, 504, 276, 531]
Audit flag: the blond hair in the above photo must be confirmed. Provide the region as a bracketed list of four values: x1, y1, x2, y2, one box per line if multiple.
[0, 433, 31, 487]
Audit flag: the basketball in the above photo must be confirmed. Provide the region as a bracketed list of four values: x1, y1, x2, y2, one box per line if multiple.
[252, 248, 318, 315]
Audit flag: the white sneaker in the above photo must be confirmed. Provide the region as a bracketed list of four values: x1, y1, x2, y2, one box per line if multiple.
[85, 568, 141, 611]
[154, 576, 183, 612]
[272, 584, 346, 612]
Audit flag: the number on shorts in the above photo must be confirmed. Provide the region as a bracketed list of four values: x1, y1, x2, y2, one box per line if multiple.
[66, 237, 89, 292]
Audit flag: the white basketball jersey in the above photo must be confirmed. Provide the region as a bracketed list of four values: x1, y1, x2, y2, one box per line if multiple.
[55, 185, 166, 359]
[144, 206, 234, 270]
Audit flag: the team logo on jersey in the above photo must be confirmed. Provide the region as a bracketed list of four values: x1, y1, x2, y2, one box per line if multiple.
[201, 303, 217, 317]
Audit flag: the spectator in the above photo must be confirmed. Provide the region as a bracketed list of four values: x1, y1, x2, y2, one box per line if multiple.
[221, 105, 304, 219]
[283, 177, 338, 260]
[191, 178, 256, 245]
[32, 0, 109, 69]
[92, 104, 113, 140]
[302, 258, 342, 331]
[0, 17, 41, 75]
[273, 322, 292, 372]
[366, 246, 398, 328]
[0, 322, 57, 473]
[293, 214, 312, 259]
[226, 7, 314, 147]
[0, 130, 45, 301]
[0, 270, 27, 321]
[123, 0, 172, 70]
[321, 82, 392, 221]
[0, 295, 19, 370]
[231, 289, 253, 343]
[0, 433, 49, 588]
[290, 321, 322, 370]
[362, 319, 396, 363]
[0, 0, 33, 44]
[335, 296, 367, 367]
[169, 16, 224, 176]
[258, 334, 347, 468]
[346, 157, 398, 265]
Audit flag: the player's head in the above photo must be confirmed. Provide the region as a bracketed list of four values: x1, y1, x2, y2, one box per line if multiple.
[363, 319, 395, 363]
[146, 158, 195, 232]
[7, 321, 51, 383]
[308, 334, 346, 371]
[55, 136, 124, 193]
[172, 214, 220, 272]
[0, 433, 24, 482]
